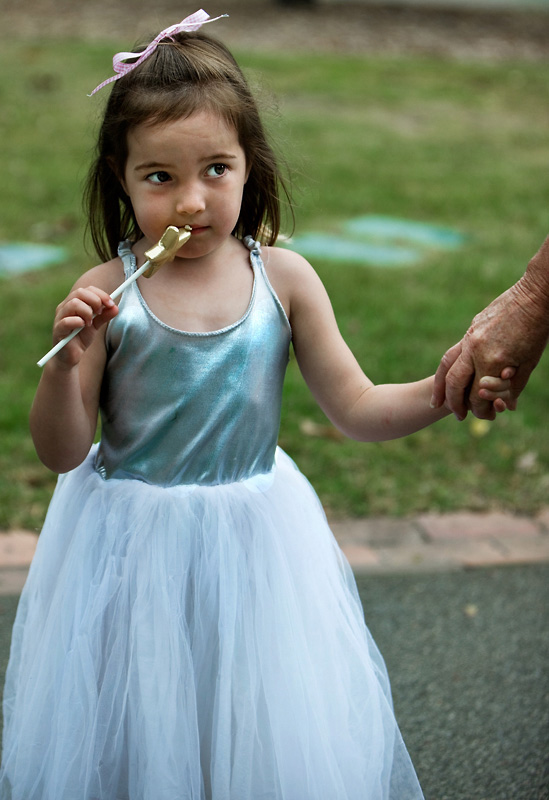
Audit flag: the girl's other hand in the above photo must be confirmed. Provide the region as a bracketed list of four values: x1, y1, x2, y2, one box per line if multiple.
[52, 286, 118, 367]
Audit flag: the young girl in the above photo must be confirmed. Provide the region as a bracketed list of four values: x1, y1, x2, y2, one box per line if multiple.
[0, 11, 511, 800]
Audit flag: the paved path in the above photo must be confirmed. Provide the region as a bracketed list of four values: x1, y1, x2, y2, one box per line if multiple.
[356, 563, 549, 800]
[1, 507, 548, 593]
[331, 507, 549, 573]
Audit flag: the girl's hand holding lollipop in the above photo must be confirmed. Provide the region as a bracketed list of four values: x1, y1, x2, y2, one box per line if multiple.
[37, 225, 191, 367]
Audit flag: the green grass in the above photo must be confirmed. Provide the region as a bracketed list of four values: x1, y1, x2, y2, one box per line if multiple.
[0, 40, 548, 529]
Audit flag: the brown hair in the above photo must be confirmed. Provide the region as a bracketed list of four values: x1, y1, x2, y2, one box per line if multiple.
[84, 32, 293, 261]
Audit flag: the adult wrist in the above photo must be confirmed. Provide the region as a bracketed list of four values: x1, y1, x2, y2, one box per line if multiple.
[522, 235, 549, 311]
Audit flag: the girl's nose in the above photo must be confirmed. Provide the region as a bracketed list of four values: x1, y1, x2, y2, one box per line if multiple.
[176, 184, 206, 216]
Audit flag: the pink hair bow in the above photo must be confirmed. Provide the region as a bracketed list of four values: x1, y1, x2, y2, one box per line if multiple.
[89, 9, 228, 96]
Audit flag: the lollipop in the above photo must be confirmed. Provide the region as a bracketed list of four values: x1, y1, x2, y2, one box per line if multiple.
[37, 225, 191, 367]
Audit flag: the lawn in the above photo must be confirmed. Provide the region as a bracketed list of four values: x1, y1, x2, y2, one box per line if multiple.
[0, 40, 548, 530]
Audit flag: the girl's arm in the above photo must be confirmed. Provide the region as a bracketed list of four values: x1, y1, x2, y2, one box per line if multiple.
[30, 265, 120, 473]
[268, 249, 509, 442]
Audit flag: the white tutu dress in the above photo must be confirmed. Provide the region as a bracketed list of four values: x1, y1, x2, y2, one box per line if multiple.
[0, 238, 423, 799]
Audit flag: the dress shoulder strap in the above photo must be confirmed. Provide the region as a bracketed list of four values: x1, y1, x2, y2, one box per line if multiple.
[243, 236, 291, 335]
[117, 240, 138, 279]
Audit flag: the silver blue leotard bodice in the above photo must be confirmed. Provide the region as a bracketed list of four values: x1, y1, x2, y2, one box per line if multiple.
[95, 238, 292, 487]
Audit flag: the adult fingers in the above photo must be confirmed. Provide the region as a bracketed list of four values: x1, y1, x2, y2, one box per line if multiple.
[431, 341, 462, 409]
[441, 349, 476, 420]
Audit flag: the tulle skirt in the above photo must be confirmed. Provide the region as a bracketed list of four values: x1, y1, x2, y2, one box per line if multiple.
[0, 446, 423, 800]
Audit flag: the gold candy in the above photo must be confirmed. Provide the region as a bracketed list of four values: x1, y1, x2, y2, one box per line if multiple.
[143, 225, 192, 277]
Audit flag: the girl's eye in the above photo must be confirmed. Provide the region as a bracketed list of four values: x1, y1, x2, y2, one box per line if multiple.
[206, 164, 228, 178]
[147, 171, 171, 184]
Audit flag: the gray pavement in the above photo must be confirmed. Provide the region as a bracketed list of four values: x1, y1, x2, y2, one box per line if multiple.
[358, 564, 549, 800]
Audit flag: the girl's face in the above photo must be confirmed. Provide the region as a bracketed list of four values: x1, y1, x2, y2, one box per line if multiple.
[122, 110, 249, 260]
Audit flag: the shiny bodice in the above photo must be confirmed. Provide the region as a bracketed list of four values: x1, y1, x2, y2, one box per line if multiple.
[95, 238, 291, 486]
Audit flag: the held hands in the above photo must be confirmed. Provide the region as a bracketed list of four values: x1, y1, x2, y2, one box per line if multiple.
[431, 278, 549, 420]
[431, 331, 517, 421]
[431, 236, 549, 420]
[51, 286, 118, 368]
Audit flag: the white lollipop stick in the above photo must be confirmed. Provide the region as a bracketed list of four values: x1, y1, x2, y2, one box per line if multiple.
[37, 226, 191, 367]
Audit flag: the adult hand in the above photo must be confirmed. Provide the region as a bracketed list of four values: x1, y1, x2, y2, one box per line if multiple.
[431, 237, 549, 420]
